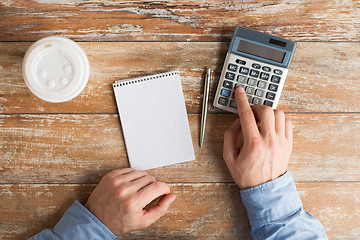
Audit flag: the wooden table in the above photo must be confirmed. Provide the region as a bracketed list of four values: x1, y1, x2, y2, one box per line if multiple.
[1, 1, 359, 239]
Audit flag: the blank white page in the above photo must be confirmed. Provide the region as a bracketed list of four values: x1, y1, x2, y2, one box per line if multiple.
[113, 71, 195, 170]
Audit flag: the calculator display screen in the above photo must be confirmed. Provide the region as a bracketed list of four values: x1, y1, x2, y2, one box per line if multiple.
[237, 40, 285, 63]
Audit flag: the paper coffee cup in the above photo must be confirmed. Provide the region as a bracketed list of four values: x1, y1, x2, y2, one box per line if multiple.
[22, 36, 89, 103]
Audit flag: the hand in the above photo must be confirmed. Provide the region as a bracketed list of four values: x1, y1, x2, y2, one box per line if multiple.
[84, 168, 176, 235]
[223, 87, 293, 189]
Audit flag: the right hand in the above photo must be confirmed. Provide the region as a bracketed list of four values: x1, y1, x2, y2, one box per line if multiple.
[84, 168, 176, 235]
[223, 87, 293, 189]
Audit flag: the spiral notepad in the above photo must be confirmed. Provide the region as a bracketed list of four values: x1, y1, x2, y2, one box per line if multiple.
[113, 71, 195, 170]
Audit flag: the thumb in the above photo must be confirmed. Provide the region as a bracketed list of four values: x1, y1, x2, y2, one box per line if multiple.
[142, 193, 176, 224]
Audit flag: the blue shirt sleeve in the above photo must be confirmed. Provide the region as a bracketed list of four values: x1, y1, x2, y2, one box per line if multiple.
[240, 171, 327, 240]
[28, 200, 117, 240]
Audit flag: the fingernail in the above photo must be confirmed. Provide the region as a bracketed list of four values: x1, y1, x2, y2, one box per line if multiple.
[237, 86, 244, 93]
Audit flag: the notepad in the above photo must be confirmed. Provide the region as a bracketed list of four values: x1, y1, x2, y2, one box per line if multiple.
[113, 71, 195, 170]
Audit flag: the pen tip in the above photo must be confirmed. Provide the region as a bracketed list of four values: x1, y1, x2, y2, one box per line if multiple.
[207, 68, 211, 74]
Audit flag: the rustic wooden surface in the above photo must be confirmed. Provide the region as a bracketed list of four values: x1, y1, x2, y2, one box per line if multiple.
[0, 0, 359, 239]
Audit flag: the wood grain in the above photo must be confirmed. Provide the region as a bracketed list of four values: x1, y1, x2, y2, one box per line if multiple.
[1, 0, 359, 42]
[1, 182, 359, 239]
[0, 42, 359, 114]
[1, 113, 359, 183]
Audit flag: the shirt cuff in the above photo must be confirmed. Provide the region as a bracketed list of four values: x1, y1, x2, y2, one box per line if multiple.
[53, 200, 117, 240]
[240, 171, 303, 228]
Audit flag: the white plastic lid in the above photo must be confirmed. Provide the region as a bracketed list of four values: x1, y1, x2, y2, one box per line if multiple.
[22, 36, 90, 103]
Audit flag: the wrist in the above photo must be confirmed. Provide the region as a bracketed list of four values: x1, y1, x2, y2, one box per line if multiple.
[240, 172, 303, 227]
[238, 170, 288, 190]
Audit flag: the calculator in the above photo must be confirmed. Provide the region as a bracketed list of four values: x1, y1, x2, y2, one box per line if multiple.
[214, 27, 297, 113]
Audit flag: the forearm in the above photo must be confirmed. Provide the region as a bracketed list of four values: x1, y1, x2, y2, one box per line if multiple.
[240, 172, 327, 240]
[28, 200, 116, 240]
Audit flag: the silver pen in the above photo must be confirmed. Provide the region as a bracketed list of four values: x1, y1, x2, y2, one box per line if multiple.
[200, 68, 211, 148]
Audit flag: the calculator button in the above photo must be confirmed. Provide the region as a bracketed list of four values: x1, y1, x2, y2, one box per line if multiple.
[223, 80, 233, 89]
[232, 92, 235, 99]
[271, 75, 281, 83]
[268, 84, 278, 92]
[255, 89, 265, 98]
[247, 78, 257, 86]
[250, 69, 259, 78]
[236, 59, 246, 65]
[220, 88, 231, 97]
[239, 67, 249, 75]
[252, 97, 262, 105]
[260, 72, 270, 81]
[266, 92, 276, 100]
[229, 100, 237, 108]
[245, 86, 255, 95]
[252, 63, 261, 69]
[264, 100, 273, 107]
[218, 97, 229, 106]
[225, 72, 235, 80]
[237, 75, 247, 83]
[228, 63, 238, 72]
[274, 69, 283, 75]
[247, 95, 252, 104]
[257, 81, 267, 89]
[262, 66, 271, 72]
[235, 83, 245, 90]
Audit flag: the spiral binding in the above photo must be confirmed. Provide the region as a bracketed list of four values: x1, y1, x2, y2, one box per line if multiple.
[113, 71, 179, 88]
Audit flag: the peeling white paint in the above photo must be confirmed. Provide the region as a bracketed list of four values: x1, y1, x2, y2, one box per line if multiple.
[80, 6, 197, 28]
[31, 0, 79, 5]
[28, 29, 72, 34]
[0, 0, 13, 7]
[108, 24, 143, 33]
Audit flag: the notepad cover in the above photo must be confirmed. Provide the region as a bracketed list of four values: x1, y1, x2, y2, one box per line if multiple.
[113, 71, 195, 170]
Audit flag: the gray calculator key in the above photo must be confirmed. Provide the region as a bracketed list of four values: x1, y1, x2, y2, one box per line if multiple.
[262, 66, 271, 72]
[264, 100, 273, 107]
[239, 67, 249, 75]
[271, 75, 281, 83]
[228, 63, 238, 72]
[255, 89, 265, 97]
[266, 92, 276, 100]
[250, 69, 259, 78]
[225, 72, 235, 80]
[247, 78, 257, 86]
[247, 95, 252, 103]
[268, 84, 278, 92]
[257, 81, 267, 89]
[260, 72, 270, 80]
[223, 80, 233, 89]
[252, 97, 262, 105]
[229, 100, 237, 108]
[274, 69, 283, 75]
[237, 75, 247, 83]
[218, 97, 229, 106]
[235, 83, 245, 90]
[245, 86, 255, 95]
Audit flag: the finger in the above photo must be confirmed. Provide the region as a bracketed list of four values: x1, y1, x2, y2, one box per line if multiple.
[138, 181, 171, 207]
[106, 168, 136, 179]
[234, 87, 260, 139]
[274, 110, 286, 135]
[108, 170, 148, 188]
[142, 193, 176, 225]
[123, 170, 148, 182]
[285, 118, 293, 142]
[223, 119, 241, 163]
[128, 175, 156, 193]
[251, 105, 275, 134]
